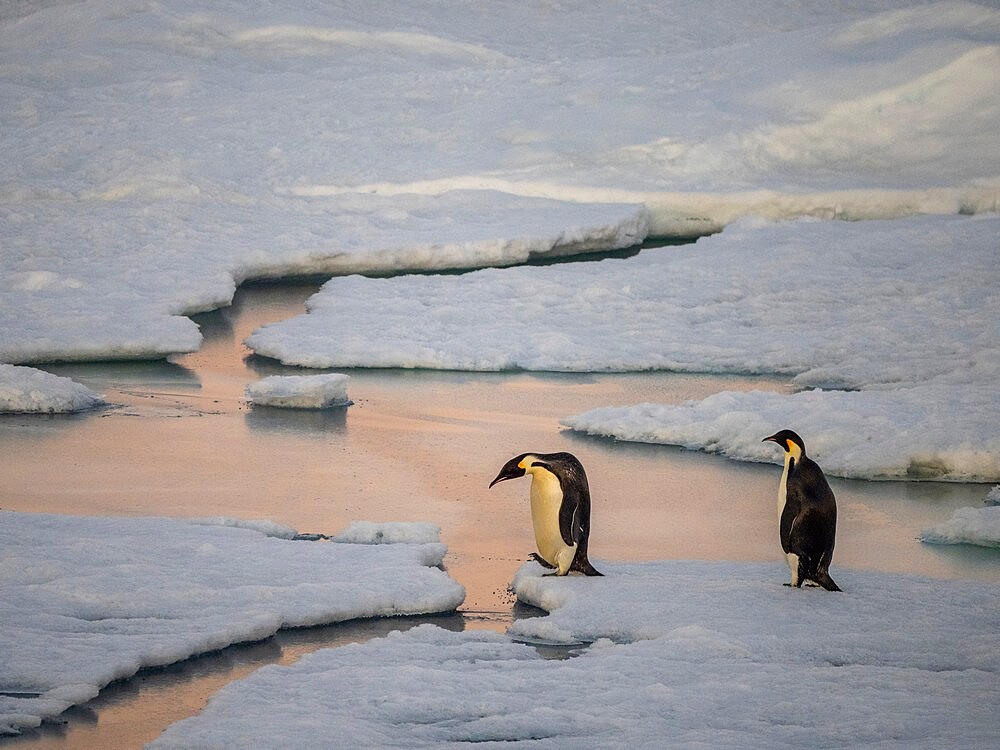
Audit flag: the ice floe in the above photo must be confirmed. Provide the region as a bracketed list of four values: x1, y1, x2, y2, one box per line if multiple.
[563, 386, 1000, 482]
[0, 512, 464, 735]
[151, 560, 999, 748]
[245, 373, 351, 409]
[921, 505, 1000, 549]
[246, 215, 998, 384]
[0, 364, 104, 414]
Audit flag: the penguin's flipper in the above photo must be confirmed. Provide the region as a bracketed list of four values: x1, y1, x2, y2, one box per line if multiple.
[780, 480, 805, 554]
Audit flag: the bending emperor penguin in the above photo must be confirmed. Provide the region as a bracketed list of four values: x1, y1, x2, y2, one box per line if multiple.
[762, 430, 841, 592]
[490, 452, 602, 576]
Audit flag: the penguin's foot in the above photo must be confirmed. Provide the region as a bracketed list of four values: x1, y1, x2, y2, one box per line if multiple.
[528, 553, 556, 569]
[815, 571, 842, 592]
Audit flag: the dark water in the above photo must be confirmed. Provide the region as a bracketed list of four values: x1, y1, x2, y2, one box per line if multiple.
[2, 280, 994, 748]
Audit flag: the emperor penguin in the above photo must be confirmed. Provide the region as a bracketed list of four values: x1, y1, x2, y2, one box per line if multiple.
[489, 451, 602, 576]
[762, 430, 841, 591]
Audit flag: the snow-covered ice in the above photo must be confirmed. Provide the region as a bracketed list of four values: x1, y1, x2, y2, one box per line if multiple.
[151, 561, 999, 749]
[921, 505, 1000, 548]
[563, 386, 1000, 482]
[0, 363, 103, 413]
[246, 215, 998, 384]
[2, 0, 998, 366]
[245, 373, 351, 409]
[0, 512, 464, 735]
[507, 561, 998, 655]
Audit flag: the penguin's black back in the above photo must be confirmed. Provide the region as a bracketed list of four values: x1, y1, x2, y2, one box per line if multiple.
[784, 453, 839, 590]
[535, 452, 602, 576]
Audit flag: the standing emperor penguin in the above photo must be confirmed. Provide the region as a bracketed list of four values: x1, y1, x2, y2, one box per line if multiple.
[489, 452, 602, 576]
[762, 430, 841, 591]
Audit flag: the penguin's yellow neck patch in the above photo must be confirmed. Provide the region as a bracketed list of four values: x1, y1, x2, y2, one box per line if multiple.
[518, 456, 536, 471]
[785, 440, 802, 460]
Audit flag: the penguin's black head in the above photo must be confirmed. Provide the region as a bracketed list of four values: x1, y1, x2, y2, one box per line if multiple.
[762, 429, 806, 455]
[489, 453, 532, 488]
[489, 452, 581, 488]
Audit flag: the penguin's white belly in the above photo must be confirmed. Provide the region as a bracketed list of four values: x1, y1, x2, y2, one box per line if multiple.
[777, 458, 790, 522]
[777, 457, 800, 583]
[529, 473, 576, 574]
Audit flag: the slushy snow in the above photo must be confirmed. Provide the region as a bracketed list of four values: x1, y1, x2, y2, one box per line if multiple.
[151, 561, 999, 749]
[921, 505, 1000, 548]
[0, 512, 464, 735]
[0, 364, 103, 413]
[245, 373, 351, 409]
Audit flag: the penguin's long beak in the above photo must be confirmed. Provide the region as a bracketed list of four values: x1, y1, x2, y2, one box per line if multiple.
[762, 434, 780, 445]
[489, 457, 526, 488]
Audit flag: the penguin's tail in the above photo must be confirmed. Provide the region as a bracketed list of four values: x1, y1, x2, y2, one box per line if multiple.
[815, 570, 841, 592]
[572, 555, 603, 577]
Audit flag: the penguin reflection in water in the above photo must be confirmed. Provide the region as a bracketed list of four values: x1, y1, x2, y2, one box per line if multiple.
[763, 430, 841, 591]
[489, 452, 603, 576]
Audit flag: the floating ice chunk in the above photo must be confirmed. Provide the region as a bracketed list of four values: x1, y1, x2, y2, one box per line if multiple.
[245, 373, 351, 409]
[244, 215, 999, 389]
[0, 364, 103, 413]
[986, 486, 1000, 506]
[0, 512, 464, 735]
[332, 521, 442, 545]
[921, 506, 1000, 548]
[152, 562, 1000, 749]
[563, 385, 1000, 482]
[508, 560, 999, 666]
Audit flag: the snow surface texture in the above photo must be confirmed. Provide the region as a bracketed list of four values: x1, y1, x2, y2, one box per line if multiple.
[152, 561, 999, 748]
[0, 513, 464, 735]
[2, 0, 999, 365]
[245, 373, 351, 409]
[0, 364, 103, 413]
[250, 215, 1000, 481]
[921, 506, 1000, 548]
